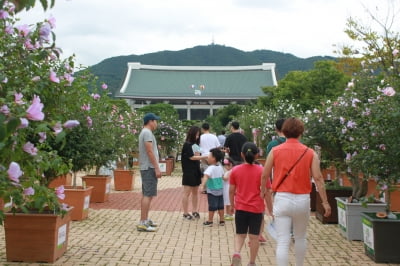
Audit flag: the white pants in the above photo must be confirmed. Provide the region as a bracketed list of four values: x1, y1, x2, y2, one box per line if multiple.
[273, 192, 310, 266]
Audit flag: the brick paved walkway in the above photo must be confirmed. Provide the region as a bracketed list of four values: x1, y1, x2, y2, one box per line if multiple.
[0, 166, 399, 265]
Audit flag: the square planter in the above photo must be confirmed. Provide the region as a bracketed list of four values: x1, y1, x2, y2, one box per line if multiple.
[113, 169, 135, 191]
[4, 208, 73, 263]
[81, 175, 111, 203]
[48, 173, 73, 188]
[362, 212, 400, 263]
[315, 187, 352, 224]
[336, 197, 386, 240]
[60, 186, 93, 221]
[159, 159, 173, 176]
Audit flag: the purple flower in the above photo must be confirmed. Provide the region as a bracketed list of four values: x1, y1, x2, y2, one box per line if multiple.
[92, 93, 100, 100]
[39, 23, 51, 42]
[7, 162, 23, 183]
[380, 184, 388, 191]
[18, 118, 29, 129]
[23, 142, 38, 155]
[86, 116, 92, 127]
[38, 132, 47, 143]
[101, 83, 108, 89]
[2, 77, 8, 83]
[81, 104, 90, 111]
[53, 122, 63, 135]
[339, 116, 345, 124]
[379, 144, 386, 151]
[0, 10, 9, 19]
[120, 124, 126, 129]
[49, 70, 60, 83]
[341, 127, 347, 134]
[382, 86, 396, 96]
[14, 92, 24, 105]
[31, 76, 40, 81]
[47, 16, 56, 28]
[63, 73, 74, 86]
[1, 104, 10, 115]
[26, 95, 45, 121]
[63, 120, 80, 129]
[16, 24, 30, 37]
[55, 186, 65, 200]
[393, 49, 399, 56]
[5, 25, 13, 34]
[346, 120, 356, 128]
[23, 187, 35, 196]
[346, 153, 351, 161]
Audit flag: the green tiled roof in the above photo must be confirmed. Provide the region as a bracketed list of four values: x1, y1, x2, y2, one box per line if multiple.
[117, 63, 277, 100]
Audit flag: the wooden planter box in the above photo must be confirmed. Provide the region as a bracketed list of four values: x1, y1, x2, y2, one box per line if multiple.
[315, 187, 352, 224]
[159, 159, 174, 176]
[48, 173, 73, 188]
[113, 169, 134, 191]
[81, 175, 111, 203]
[4, 207, 73, 263]
[60, 186, 93, 221]
[362, 212, 400, 263]
[336, 197, 386, 240]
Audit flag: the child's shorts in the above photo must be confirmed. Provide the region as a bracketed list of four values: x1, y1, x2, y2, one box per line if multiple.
[207, 193, 224, 211]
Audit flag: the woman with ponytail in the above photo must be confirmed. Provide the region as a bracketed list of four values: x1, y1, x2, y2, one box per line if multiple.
[229, 142, 273, 266]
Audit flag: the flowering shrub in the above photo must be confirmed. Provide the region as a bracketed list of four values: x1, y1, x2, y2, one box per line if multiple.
[305, 13, 400, 211]
[154, 120, 181, 158]
[0, 2, 80, 222]
[232, 100, 304, 156]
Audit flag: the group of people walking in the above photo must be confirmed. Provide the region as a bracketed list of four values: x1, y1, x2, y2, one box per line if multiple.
[137, 113, 331, 266]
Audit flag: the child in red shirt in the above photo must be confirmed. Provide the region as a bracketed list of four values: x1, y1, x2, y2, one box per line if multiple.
[229, 142, 273, 266]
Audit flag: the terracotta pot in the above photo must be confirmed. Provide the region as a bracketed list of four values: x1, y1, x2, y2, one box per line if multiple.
[60, 186, 93, 221]
[4, 207, 73, 263]
[113, 169, 134, 191]
[48, 173, 73, 188]
[81, 175, 111, 203]
[389, 185, 400, 212]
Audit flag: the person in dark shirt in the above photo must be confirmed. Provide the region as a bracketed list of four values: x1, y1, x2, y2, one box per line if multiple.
[224, 121, 247, 164]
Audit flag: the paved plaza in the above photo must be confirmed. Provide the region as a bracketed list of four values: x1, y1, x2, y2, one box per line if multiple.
[0, 166, 399, 266]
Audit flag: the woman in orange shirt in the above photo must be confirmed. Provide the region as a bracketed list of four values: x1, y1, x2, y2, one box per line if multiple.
[261, 118, 331, 266]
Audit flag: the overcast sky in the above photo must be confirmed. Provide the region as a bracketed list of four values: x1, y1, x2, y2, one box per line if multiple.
[15, 0, 396, 67]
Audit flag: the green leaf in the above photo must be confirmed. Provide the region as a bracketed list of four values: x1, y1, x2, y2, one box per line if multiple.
[0, 124, 5, 142]
[55, 130, 66, 143]
[6, 117, 20, 134]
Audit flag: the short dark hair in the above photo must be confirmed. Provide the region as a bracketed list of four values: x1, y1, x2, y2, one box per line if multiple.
[275, 118, 286, 131]
[186, 126, 200, 144]
[220, 130, 225, 135]
[201, 123, 210, 130]
[231, 121, 239, 130]
[282, 117, 304, 138]
[209, 148, 224, 163]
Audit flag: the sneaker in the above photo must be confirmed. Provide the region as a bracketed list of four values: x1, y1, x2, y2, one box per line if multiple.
[231, 254, 241, 266]
[224, 214, 234, 221]
[219, 221, 225, 226]
[183, 213, 193, 220]
[192, 212, 200, 219]
[136, 223, 157, 232]
[203, 221, 213, 227]
[258, 235, 267, 244]
[146, 219, 158, 227]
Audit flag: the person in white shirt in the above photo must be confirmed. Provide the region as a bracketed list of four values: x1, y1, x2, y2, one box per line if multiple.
[199, 123, 221, 193]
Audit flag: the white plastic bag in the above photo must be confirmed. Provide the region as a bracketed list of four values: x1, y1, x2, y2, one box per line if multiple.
[266, 221, 277, 241]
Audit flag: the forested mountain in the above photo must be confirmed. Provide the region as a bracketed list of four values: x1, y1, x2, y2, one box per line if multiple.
[87, 44, 335, 96]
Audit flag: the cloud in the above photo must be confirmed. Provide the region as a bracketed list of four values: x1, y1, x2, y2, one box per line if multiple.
[15, 0, 392, 66]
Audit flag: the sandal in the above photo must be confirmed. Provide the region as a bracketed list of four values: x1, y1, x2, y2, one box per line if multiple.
[192, 212, 200, 219]
[183, 213, 193, 220]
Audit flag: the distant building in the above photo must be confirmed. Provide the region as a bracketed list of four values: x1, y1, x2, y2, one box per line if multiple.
[116, 63, 277, 120]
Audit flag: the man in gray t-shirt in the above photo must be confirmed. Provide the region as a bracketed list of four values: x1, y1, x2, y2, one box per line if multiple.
[137, 113, 161, 232]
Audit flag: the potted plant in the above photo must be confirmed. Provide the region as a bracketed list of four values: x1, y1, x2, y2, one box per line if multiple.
[0, 3, 77, 261]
